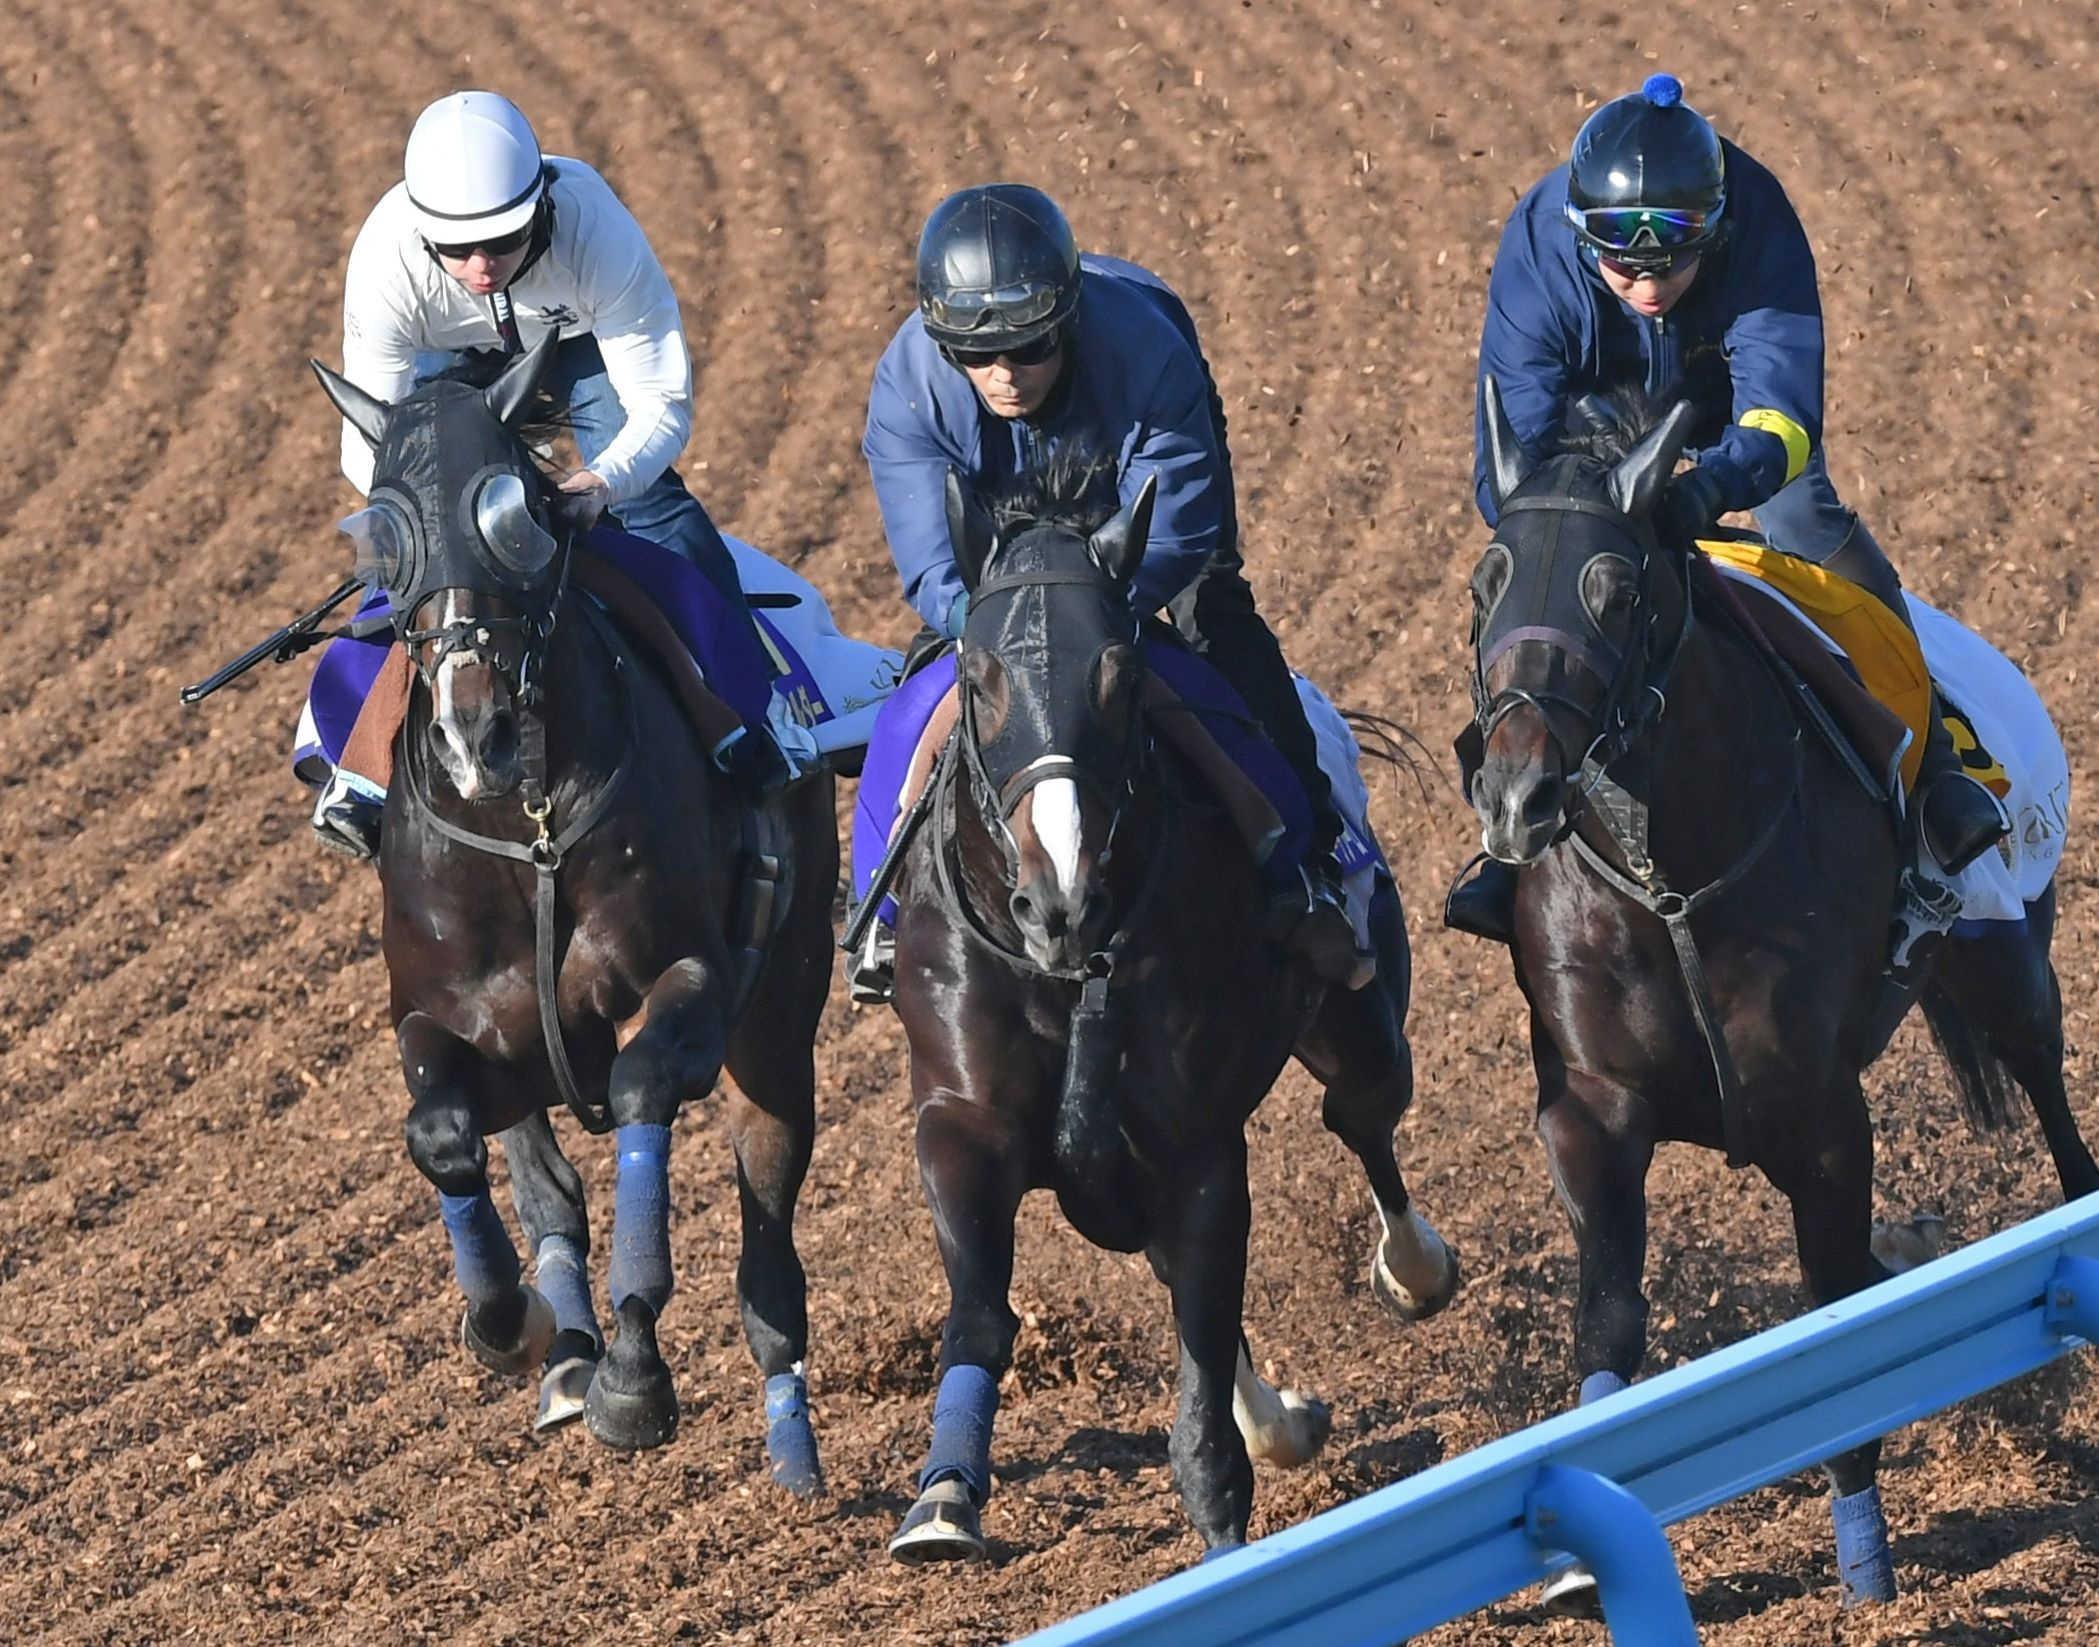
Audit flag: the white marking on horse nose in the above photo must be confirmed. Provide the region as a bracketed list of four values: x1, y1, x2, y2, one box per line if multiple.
[1030, 776, 1083, 896]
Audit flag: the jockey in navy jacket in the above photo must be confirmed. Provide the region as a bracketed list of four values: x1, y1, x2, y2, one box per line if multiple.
[868, 253, 1231, 637]
[1474, 138, 1822, 531]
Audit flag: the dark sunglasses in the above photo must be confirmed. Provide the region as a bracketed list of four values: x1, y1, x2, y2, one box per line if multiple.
[427, 223, 534, 262]
[1565, 202, 1717, 253]
[939, 330, 1064, 371]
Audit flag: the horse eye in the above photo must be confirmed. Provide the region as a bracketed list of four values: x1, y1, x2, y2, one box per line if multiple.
[965, 646, 1011, 740]
[1580, 554, 1638, 629]
[1472, 544, 1513, 613]
[475, 471, 557, 579]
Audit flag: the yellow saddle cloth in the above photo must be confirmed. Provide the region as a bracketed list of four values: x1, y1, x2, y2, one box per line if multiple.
[1695, 537, 1998, 797]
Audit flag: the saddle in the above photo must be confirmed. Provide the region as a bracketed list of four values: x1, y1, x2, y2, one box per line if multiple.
[1692, 536, 1928, 805]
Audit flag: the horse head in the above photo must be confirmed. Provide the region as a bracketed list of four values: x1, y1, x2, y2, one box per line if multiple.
[1467, 378, 1698, 863]
[948, 454, 1156, 974]
[312, 333, 572, 801]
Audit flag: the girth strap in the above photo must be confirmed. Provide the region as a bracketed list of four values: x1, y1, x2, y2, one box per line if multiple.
[1568, 730, 1804, 1169]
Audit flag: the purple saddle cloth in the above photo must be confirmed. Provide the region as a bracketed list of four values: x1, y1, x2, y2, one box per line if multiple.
[850, 636, 1321, 917]
[296, 526, 777, 780]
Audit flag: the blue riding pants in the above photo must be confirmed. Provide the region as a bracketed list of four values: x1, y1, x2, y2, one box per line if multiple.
[1751, 448, 1865, 567]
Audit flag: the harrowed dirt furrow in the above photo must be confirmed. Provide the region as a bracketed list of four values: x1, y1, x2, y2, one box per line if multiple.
[13, 0, 2099, 1641]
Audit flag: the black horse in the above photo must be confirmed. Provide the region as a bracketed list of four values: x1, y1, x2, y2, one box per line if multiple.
[883, 455, 1458, 1562]
[1467, 379, 2099, 1609]
[310, 335, 836, 1487]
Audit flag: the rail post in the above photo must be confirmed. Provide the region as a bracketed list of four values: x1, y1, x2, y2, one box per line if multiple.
[1525, 1465, 1698, 1646]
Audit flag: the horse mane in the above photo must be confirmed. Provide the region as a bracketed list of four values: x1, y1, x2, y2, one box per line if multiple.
[987, 446, 1121, 538]
[1553, 384, 1672, 468]
[420, 350, 574, 464]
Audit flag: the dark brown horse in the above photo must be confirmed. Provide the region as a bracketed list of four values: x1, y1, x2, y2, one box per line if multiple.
[310, 336, 836, 1487]
[884, 456, 1458, 1563]
[1467, 379, 2098, 1610]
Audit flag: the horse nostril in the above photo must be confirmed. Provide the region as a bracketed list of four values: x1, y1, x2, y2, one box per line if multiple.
[483, 712, 518, 769]
[1010, 892, 1035, 925]
[1519, 780, 1563, 830]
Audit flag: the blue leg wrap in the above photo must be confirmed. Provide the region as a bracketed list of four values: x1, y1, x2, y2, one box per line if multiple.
[609, 1123, 674, 1314]
[919, 1364, 1000, 1504]
[1578, 1370, 1629, 1406]
[1831, 1484, 1897, 1605]
[438, 1190, 519, 1308]
[764, 1365, 823, 1494]
[534, 1233, 602, 1347]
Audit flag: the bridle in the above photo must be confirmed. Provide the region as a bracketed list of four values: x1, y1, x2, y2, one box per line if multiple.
[941, 552, 1164, 982]
[1470, 492, 1694, 839]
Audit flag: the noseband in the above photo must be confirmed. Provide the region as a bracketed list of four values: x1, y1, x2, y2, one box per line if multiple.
[399, 530, 577, 710]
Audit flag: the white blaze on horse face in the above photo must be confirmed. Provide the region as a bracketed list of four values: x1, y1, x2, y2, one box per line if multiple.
[431, 592, 485, 799]
[1029, 774, 1085, 897]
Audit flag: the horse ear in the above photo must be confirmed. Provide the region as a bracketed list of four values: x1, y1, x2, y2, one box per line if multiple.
[1087, 474, 1157, 586]
[1482, 376, 1533, 507]
[945, 468, 997, 592]
[485, 328, 562, 428]
[311, 360, 389, 448]
[1606, 398, 1700, 521]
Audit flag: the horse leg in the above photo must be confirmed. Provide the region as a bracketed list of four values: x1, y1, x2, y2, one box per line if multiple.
[723, 1004, 822, 1495]
[399, 1012, 555, 1379]
[1533, 1065, 1654, 1618]
[889, 1096, 1028, 1565]
[1931, 890, 2099, 1200]
[1771, 1081, 1900, 1607]
[585, 956, 729, 1452]
[1302, 878, 1460, 1324]
[496, 1110, 602, 1431]
[1150, 1146, 1260, 1554]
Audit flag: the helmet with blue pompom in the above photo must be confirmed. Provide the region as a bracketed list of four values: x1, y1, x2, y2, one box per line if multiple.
[1565, 75, 1728, 272]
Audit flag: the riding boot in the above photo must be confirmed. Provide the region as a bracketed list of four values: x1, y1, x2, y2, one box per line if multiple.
[311, 766, 384, 862]
[1822, 521, 2010, 874]
[846, 916, 896, 1006]
[1444, 859, 1519, 944]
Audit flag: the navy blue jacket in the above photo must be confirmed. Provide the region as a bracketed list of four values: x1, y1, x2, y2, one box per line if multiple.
[865, 254, 1232, 636]
[1474, 139, 1823, 526]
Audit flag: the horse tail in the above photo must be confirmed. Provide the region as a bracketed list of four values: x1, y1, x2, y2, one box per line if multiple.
[1051, 981, 1145, 1252]
[1917, 980, 2016, 1133]
[1340, 709, 1439, 805]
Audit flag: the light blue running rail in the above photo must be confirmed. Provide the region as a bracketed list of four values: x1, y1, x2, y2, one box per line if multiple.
[1015, 1191, 2099, 1646]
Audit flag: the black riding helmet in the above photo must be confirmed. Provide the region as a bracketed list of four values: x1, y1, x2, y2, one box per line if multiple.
[916, 184, 1081, 355]
[1566, 75, 1727, 273]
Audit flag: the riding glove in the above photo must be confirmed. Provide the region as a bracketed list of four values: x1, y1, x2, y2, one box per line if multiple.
[1654, 465, 1729, 545]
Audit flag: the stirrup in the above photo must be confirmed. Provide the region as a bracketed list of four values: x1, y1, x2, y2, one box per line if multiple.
[846, 920, 896, 1006]
[1889, 864, 1962, 974]
[310, 769, 384, 861]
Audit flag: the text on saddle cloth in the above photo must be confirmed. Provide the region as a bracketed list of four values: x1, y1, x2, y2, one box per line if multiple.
[849, 642, 1386, 921]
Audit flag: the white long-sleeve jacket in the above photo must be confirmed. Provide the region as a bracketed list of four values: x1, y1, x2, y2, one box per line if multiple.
[339, 157, 694, 507]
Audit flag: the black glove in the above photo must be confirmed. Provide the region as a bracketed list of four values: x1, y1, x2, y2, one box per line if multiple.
[1654, 465, 1729, 545]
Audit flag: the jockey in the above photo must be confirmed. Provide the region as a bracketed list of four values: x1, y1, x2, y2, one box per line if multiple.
[851, 182, 1361, 995]
[1447, 73, 2010, 943]
[312, 90, 786, 857]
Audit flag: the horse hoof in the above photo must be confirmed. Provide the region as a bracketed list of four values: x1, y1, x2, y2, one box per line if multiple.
[461, 1285, 556, 1377]
[584, 1300, 678, 1451]
[888, 1479, 986, 1565]
[1371, 1231, 1461, 1324]
[1540, 1563, 1602, 1619]
[1871, 1212, 1948, 1274]
[1242, 1389, 1333, 1469]
[534, 1331, 601, 1433]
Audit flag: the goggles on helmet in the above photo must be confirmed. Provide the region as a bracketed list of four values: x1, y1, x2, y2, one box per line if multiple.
[922, 280, 1064, 337]
[1564, 202, 1719, 255]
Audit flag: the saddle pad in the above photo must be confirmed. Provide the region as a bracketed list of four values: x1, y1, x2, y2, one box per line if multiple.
[727, 537, 902, 757]
[1697, 538, 1930, 792]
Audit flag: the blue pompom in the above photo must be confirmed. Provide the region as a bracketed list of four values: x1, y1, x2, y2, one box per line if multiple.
[1642, 73, 1684, 108]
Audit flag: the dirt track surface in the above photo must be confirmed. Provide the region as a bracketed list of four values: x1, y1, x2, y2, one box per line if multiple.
[5, 1, 2099, 1641]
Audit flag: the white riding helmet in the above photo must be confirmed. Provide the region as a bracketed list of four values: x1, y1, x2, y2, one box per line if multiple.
[403, 91, 545, 247]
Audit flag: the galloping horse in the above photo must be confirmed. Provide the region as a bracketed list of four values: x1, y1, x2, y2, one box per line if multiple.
[1467, 380, 2099, 1607]
[884, 455, 1458, 1561]
[310, 335, 837, 1487]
